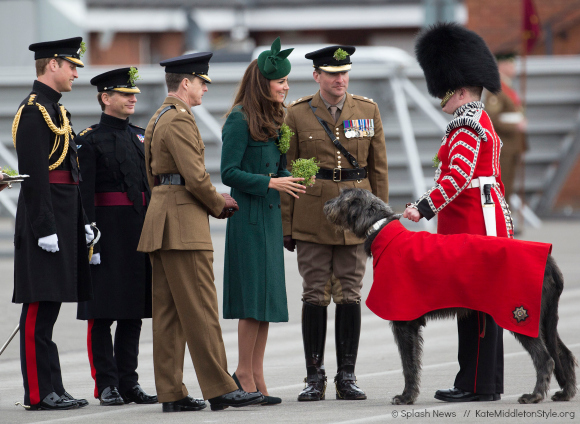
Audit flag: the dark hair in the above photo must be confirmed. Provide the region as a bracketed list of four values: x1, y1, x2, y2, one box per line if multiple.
[35, 57, 64, 77]
[165, 73, 195, 92]
[466, 86, 483, 100]
[225, 60, 285, 142]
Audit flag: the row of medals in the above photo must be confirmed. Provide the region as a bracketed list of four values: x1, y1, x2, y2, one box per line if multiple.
[344, 120, 374, 138]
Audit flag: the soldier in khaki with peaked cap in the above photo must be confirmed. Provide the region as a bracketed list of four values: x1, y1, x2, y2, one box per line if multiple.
[281, 45, 389, 401]
[137, 52, 263, 413]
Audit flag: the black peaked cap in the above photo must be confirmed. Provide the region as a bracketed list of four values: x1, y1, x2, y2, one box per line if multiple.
[305, 45, 356, 72]
[29, 37, 85, 67]
[90, 68, 140, 93]
[160, 52, 213, 83]
[415, 23, 501, 98]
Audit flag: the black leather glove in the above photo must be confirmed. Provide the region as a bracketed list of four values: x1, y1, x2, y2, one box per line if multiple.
[283, 235, 296, 252]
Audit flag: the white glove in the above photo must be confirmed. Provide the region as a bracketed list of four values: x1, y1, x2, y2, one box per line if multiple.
[38, 234, 59, 253]
[89, 253, 101, 265]
[85, 225, 95, 244]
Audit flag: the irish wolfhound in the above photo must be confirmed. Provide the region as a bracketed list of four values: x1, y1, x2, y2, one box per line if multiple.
[323, 187, 577, 405]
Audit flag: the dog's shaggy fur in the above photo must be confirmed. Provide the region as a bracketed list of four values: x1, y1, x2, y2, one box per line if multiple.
[324, 188, 577, 405]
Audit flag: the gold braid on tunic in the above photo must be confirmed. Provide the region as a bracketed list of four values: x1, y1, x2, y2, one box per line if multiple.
[11, 94, 72, 171]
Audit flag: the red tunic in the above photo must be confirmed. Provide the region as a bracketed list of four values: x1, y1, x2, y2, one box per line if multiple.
[367, 220, 551, 338]
[416, 101, 513, 238]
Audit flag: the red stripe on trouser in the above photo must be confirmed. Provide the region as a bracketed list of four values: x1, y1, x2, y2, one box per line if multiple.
[474, 312, 481, 392]
[25, 303, 40, 405]
[87, 319, 99, 398]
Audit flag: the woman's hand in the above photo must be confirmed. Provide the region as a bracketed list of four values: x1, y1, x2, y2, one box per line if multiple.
[403, 206, 422, 223]
[268, 177, 306, 198]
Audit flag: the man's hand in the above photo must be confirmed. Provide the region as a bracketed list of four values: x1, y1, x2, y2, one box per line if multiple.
[89, 253, 101, 265]
[216, 193, 239, 219]
[0, 171, 8, 192]
[403, 207, 422, 223]
[38, 234, 59, 253]
[283, 235, 296, 252]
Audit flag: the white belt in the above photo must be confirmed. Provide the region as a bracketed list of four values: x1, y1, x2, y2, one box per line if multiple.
[467, 177, 498, 189]
[468, 176, 498, 237]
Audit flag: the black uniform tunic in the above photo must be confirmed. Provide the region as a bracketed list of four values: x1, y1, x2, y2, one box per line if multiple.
[13, 80, 92, 304]
[76, 113, 152, 320]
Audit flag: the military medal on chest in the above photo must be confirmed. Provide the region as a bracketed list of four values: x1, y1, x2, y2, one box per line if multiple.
[343, 119, 374, 138]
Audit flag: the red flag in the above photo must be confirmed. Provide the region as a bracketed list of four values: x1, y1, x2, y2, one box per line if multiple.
[523, 0, 541, 54]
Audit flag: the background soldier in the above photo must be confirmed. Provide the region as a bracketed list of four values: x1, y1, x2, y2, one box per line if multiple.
[281, 46, 389, 401]
[485, 51, 527, 227]
[12, 37, 93, 410]
[137, 52, 263, 412]
[76, 68, 157, 406]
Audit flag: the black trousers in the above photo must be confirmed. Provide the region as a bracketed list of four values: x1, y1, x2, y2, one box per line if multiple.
[19, 302, 64, 406]
[454, 312, 504, 395]
[87, 319, 142, 398]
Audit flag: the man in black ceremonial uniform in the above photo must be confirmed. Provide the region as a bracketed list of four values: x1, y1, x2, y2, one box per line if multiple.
[76, 68, 157, 406]
[12, 37, 93, 411]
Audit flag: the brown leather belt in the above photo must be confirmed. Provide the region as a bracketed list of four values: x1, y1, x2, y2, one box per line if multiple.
[316, 167, 367, 182]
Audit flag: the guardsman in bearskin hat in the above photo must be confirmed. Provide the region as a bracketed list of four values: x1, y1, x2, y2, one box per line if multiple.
[403, 23, 514, 402]
[12, 37, 93, 410]
[137, 53, 263, 412]
[281, 46, 389, 401]
[75, 68, 157, 406]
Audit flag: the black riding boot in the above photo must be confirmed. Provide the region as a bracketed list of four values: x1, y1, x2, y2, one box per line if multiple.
[335, 302, 367, 400]
[297, 301, 327, 401]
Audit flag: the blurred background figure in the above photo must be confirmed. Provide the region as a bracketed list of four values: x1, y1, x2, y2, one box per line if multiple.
[485, 51, 527, 233]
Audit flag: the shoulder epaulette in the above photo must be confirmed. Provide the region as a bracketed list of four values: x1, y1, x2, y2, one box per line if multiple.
[289, 95, 314, 107]
[27, 94, 37, 106]
[445, 116, 487, 142]
[129, 123, 145, 130]
[351, 94, 375, 103]
[78, 127, 93, 137]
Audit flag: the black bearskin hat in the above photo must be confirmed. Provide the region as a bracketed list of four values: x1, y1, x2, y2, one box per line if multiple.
[415, 22, 501, 98]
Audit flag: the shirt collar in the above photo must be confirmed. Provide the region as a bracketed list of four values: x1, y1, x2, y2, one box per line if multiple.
[100, 112, 129, 130]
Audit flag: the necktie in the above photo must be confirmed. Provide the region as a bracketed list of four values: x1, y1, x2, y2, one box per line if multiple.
[330, 106, 338, 123]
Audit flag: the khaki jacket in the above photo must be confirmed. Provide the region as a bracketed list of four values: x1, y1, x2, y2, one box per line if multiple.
[485, 88, 526, 155]
[281, 91, 389, 245]
[137, 96, 225, 252]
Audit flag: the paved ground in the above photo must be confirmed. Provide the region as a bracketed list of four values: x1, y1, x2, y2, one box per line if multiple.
[0, 218, 579, 423]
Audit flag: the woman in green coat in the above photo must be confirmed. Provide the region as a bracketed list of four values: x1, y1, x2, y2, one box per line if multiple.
[221, 38, 305, 404]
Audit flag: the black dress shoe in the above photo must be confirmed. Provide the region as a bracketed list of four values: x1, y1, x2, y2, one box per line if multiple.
[162, 395, 206, 412]
[99, 386, 125, 406]
[434, 387, 497, 402]
[61, 391, 89, 408]
[208, 389, 264, 411]
[334, 371, 367, 400]
[260, 395, 282, 405]
[27, 392, 79, 411]
[298, 371, 327, 401]
[122, 385, 158, 404]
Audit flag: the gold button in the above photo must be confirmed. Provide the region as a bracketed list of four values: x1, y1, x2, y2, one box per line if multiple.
[338, 155, 341, 159]
[337, 151, 340, 154]
[338, 165, 342, 169]
[336, 128, 339, 131]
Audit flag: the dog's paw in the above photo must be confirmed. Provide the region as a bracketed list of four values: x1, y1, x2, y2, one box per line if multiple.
[551, 390, 572, 401]
[391, 395, 414, 405]
[518, 393, 543, 404]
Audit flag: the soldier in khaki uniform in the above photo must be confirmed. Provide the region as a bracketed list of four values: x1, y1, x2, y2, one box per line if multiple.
[137, 52, 263, 413]
[485, 51, 527, 204]
[281, 46, 389, 401]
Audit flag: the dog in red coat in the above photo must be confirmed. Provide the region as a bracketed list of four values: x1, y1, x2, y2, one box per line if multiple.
[323, 188, 577, 405]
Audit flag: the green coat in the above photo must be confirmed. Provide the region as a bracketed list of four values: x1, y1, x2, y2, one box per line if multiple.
[221, 107, 291, 322]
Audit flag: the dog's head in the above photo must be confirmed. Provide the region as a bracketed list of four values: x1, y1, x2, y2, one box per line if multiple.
[323, 188, 400, 241]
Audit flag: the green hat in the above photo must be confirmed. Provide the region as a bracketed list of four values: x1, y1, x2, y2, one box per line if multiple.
[257, 37, 293, 80]
[495, 50, 517, 61]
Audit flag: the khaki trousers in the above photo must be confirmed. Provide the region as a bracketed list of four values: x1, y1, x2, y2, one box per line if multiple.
[149, 250, 238, 402]
[296, 241, 367, 306]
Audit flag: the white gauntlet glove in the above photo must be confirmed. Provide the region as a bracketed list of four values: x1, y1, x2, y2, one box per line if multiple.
[38, 234, 59, 253]
[89, 253, 101, 265]
[85, 225, 95, 245]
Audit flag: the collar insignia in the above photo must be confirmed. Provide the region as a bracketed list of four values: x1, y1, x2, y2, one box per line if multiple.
[513, 306, 528, 323]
